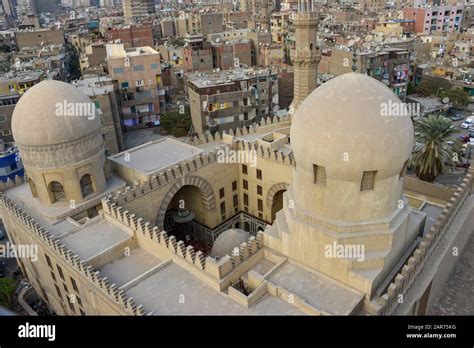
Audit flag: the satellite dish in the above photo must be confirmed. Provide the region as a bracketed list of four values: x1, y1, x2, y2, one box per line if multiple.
[354, 36, 361, 42]
[375, 46, 381, 52]
[374, 36, 383, 43]
[362, 42, 371, 49]
[442, 97, 449, 104]
[348, 39, 355, 47]
[365, 34, 373, 42]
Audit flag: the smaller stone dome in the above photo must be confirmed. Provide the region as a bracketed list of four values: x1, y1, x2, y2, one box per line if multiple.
[211, 229, 250, 258]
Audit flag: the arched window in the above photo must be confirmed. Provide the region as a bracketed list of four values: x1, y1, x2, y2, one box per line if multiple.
[80, 174, 94, 198]
[49, 181, 65, 202]
[28, 178, 37, 198]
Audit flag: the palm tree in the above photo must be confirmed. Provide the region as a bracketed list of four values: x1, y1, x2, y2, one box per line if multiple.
[409, 114, 462, 182]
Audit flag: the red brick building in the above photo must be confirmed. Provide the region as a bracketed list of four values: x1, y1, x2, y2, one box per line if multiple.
[106, 23, 154, 48]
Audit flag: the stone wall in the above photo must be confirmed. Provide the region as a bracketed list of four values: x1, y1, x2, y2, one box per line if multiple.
[375, 174, 473, 315]
[0, 193, 145, 316]
[404, 175, 456, 202]
[102, 198, 265, 291]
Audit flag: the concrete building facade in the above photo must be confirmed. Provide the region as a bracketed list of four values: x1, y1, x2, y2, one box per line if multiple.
[187, 68, 278, 135]
[106, 44, 164, 130]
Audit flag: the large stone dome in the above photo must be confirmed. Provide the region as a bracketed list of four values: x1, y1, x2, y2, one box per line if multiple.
[291, 72, 413, 181]
[12, 80, 101, 147]
[11, 79, 107, 205]
[290, 73, 414, 222]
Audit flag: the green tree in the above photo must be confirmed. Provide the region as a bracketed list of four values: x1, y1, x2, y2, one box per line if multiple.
[440, 89, 469, 109]
[409, 115, 461, 182]
[66, 44, 81, 81]
[415, 77, 450, 97]
[407, 81, 415, 95]
[160, 106, 192, 137]
[0, 44, 11, 53]
[0, 278, 16, 308]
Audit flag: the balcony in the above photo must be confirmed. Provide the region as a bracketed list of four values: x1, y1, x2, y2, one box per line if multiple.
[206, 90, 252, 103]
[208, 106, 241, 119]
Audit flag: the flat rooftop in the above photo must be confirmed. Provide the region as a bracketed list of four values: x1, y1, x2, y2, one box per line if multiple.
[99, 247, 162, 287]
[59, 217, 130, 261]
[126, 261, 304, 315]
[75, 76, 115, 96]
[267, 261, 364, 315]
[106, 43, 158, 59]
[109, 138, 204, 176]
[187, 67, 274, 89]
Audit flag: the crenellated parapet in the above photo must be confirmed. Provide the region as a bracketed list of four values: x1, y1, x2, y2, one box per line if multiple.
[374, 174, 473, 315]
[108, 148, 222, 206]
[103, 197, 264, 285]
[233, 138, 295, 166]
[182, 115, 292, 148]
[0, 193, 145, 316]
[0, 173, 28, 191]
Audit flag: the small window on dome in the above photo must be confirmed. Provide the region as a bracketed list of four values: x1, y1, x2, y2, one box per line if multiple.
[361, 171, 377, 191]
[313, 164, 326, 186]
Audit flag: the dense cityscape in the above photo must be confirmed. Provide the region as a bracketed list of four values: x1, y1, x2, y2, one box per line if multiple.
[0, 0, 472, 343]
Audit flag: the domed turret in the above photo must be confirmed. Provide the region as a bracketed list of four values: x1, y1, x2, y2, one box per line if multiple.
[12, 80, 107, 205]
[290, 73, 414, 222]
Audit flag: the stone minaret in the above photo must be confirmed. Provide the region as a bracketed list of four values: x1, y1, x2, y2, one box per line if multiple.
[290, 0, 321, 111]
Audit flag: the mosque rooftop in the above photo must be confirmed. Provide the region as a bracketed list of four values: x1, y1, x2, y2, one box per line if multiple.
[109, 138, 204, 178]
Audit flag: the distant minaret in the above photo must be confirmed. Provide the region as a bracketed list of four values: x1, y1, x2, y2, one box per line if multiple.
[290, 0, 321, 112]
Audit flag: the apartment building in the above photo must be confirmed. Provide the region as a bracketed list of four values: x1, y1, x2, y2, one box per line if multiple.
[106, 44, 164, 130]
[0, 70, 44, 143]
[122, 0, 155, 22]
[270, 12, 290, 44]
[403, 5, 464, 34]
[74, 75, 125, 155]
[187, 67, 278, 135]
[160, 18, 176, 38]
[224, 11, 251, 29]
[211, 39, 253, 70]
[182, 33, 214, 73]
[198, 13, 224, 36]
[14, 29, 64, 50]
[105, 24, 154, 48]
[324, 47, 410, 100]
